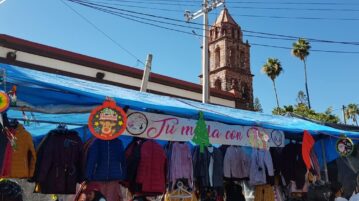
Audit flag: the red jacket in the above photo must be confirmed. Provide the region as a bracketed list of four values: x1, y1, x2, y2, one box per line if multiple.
[136, 140, 166, 193]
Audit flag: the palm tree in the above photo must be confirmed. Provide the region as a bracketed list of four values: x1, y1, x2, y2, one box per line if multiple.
[261, 58, 283, 109]
[345, 103, 359, 126]
[292, 38, 312, 109]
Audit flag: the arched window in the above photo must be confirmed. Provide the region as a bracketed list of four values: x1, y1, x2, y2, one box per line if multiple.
[240, 51, 245, 68]
[230, 48, 236, 67]
[215, 48, 220, 68]
[214, 78, 222, 90]
[221, 28, 227, 36]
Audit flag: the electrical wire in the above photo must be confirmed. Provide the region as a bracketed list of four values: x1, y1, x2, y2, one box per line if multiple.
[82, 0, 359, 6]
[87, 0, 359, 12]
[60, 0, 145, 65]
[70, 0, 359, 46]
[67, 0, 359, 54]
[229, 6, 359, 12]
[231, 13, 359, 21]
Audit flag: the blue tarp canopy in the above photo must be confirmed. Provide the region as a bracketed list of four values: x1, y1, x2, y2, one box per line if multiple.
[2, 64, 359, 138]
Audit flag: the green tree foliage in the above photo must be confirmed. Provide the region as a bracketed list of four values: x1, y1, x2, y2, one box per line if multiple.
[272, 104, 339, 123]
[253, 97, 263, 112]
[292, 38, 312, 109]
[345, 103, 359, 126]
[261, 58, 283, 109]
[192, 111, 210, 153]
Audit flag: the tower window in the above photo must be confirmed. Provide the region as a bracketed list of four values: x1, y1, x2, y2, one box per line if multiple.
[214, 78, 222, 90]
[215, 48, 220, 68]
[240, 51, 245, 68]
[230, 48, 236, 67]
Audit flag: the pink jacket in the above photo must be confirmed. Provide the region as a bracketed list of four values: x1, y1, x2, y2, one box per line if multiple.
[223, 146, 250, 179]
[170, 142, 193, 187]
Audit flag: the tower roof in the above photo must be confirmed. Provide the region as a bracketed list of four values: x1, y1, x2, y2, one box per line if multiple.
[213, 8, 238, 26]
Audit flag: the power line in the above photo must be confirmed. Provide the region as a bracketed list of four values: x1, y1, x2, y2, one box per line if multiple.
[59, 0, 145, 65]
[68, 0, 359, 54]
[226, 1, 359, 6]
[85, 0, 359, 13]
[77, 0, 359, 21]
[230, 6, 359, 12]
[231, 13, 359, 21]
[70, 0, 359, 46]
[82, 0, 359, 6]
[250, 43, 359, 54]
[79, 0, 198, 7]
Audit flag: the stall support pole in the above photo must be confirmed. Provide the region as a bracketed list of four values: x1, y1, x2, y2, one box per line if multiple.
[321, 140, 329, 182]
[140, 54, 153, 92]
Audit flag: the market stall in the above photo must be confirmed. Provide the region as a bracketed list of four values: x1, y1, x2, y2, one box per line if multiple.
[1, 64, 359, 201]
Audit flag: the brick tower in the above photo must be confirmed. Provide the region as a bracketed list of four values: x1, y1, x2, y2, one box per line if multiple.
[207, 8, 253, 110]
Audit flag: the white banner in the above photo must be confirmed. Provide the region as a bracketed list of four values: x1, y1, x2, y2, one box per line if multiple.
[124, 110, 285, 148]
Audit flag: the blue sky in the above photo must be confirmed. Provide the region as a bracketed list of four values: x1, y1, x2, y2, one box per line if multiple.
[0, 0, 358, 123]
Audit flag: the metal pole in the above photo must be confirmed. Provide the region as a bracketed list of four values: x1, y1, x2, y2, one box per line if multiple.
[321, 140, 329, 182]
[140, 54, 153, 92]
[202, 0, 209, 103]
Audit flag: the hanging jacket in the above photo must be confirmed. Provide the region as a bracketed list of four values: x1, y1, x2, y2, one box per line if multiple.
[280, 142, 307, 189]
[125, 138, 146, 193]
[81, 137, 96, 179]
[136, 140, 167, 193]
[86, 138, 127, 182]
[1, 142, 12, 177]
[336, 156, 359, 199]
[0, 123, 9, 172]
[31, 132, 53, 183]
[170, 142, 193, 188]
[249, 149, 274, 186]
[223, 146, 250, 179]
[8, 124, 36, 178]
[37, 129, 83, 194]
[193, 146, 224, 188]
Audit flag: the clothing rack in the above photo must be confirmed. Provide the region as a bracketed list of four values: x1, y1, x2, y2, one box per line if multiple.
[7, 117, 87, 127]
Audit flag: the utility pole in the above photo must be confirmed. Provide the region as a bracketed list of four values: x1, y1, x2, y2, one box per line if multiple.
[140, 54, 153, 92]
[342, 105, 347, 125]
[185, 0, 224, 103]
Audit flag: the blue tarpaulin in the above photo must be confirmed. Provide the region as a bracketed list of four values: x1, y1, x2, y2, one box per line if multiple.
[2, 64, 359, 165]
[2, 64, 359, 138]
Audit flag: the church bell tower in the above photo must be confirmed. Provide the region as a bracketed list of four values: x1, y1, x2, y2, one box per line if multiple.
[206, 8, 254, 110]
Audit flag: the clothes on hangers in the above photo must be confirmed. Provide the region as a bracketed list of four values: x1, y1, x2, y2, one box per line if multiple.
[7, 124, 36, 178]
[1, 140, 12, 177]
[125, 138, 146, 193]
[249, 149, 274, 186]
[169, 142, 193, 189]
[34, 128, 83, 194]
[193, 146, 224, 188]
[280, 143, 307, 189]
[336, 156, 359, 199]
[223, 146, 250, 179]
[136, 140, 167, 194]
[0, 113, 11, 176]
[85, 138, 127, 182]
